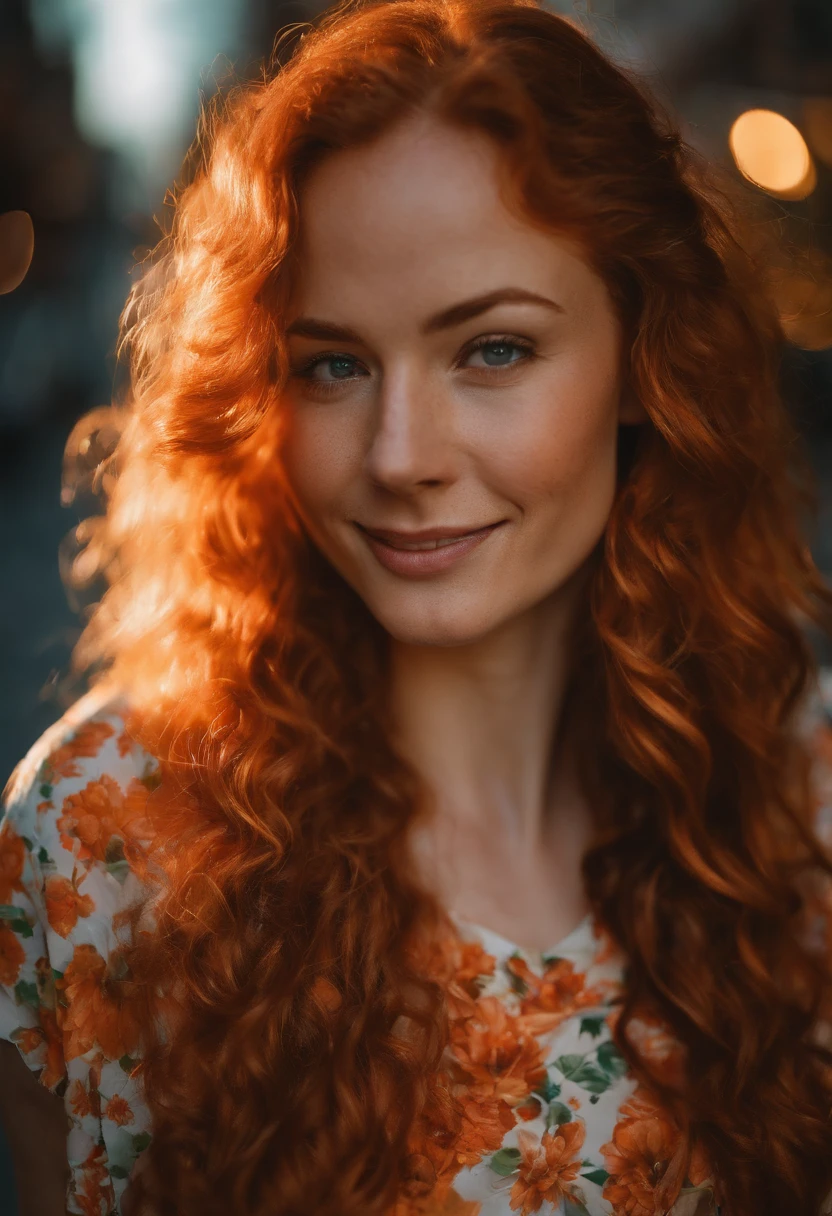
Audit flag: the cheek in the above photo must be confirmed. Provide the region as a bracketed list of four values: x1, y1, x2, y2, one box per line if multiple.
[489, 376, 620, 518]
[281, 407, 355, 520]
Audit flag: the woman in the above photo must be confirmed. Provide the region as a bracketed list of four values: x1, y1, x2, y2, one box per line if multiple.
[1, 1, 831, 1213]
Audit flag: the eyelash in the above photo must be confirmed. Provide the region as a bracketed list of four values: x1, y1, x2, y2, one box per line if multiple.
[289, 334, 538, 396]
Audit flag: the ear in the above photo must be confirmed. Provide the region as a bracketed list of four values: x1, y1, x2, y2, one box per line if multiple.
[618, 383, 649, 425]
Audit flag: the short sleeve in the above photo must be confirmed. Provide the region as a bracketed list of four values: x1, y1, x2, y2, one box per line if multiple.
[0, 754, 68, 1089]
[0, 687, 158, 1216]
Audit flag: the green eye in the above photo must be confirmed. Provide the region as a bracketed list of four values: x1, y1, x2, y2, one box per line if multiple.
[462, 335, 536, 370]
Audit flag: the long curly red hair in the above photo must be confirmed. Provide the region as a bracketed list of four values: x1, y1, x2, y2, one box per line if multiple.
[65, 1, 832, 1212]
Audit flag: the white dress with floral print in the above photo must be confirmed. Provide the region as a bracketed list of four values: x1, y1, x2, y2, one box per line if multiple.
[1, 680, 830, 1216]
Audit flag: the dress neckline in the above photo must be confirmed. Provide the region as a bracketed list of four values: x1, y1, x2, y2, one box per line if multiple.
[447, 907, 595, 962]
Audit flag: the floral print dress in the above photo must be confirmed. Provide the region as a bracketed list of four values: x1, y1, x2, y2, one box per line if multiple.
[1, 680, 831, 1216]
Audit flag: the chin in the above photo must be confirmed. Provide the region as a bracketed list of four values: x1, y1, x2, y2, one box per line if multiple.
[370, 600, 502, 649]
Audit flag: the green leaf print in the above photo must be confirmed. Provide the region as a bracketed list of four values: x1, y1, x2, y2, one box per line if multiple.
[553, 1053, 611, 1095]
[563, 1196, 592, 1216]
[533, 1077, 561, 1102]
[506, 953, 529, 996]
[109, 954, 131, 982]
[104, 838, 130, 884]
[545, 1101, 573, 1128]
[132, 1132, 152, 1152]
[0, 905, 26, 920]
[37, 846, 56, 868]
[581, 1167, 610, 1186]
[119, 1054, 139, 1075]
[541, 953, 566, 967]
[21, 836, 33, 851]
[553, 1054, 585, 1078]
[39, 784, 52, 799]
[567, 1063, 611, 1094]
[579, 1015, 605, 1038]
[10, 919, 33, 938]
[141, 765, 162, 791]
[109, 1165, 130, 1180]
[14, 981, 39, 1009]
[489, 1147, 522, 1176]
[596, 1040, 628, 1078]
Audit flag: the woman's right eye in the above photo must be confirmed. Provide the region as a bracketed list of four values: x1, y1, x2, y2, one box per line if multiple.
[292, 353, 367, 390]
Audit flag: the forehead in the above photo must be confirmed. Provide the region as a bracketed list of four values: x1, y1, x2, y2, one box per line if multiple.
[290, 114, 599, 321]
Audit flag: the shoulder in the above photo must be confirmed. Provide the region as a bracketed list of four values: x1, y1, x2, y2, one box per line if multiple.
[0, 685, 162, 987]
[2, 681, 160, 872]
[0, 685, 159, 1212]
[0, 673, 162, 949]
[0, 681, 161, 1014]
[3, 681, 157, 824]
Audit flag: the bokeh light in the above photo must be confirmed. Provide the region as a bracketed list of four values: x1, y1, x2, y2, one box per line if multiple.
[729, 109, 816, 200]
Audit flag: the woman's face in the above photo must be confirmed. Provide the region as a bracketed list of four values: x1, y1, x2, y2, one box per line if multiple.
[281, 113, 643, 647]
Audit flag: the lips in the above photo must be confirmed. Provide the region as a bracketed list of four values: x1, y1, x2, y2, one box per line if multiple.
[357, 523, 501, 549]
[355, 520, 505, 577]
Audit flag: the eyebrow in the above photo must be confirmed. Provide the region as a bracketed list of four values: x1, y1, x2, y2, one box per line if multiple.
[284, 287, 565, 343]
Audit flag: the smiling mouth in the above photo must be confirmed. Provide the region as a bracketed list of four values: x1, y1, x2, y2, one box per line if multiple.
[355, 523, 504, 551]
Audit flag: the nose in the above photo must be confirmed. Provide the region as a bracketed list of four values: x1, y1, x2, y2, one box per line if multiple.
[363, 365, 457, 494]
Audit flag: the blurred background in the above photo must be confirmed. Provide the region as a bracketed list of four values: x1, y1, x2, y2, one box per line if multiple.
[0, 0, 831, 1205]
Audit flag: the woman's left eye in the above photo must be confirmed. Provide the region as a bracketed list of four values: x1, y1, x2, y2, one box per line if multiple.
[461, 336, 535, 371]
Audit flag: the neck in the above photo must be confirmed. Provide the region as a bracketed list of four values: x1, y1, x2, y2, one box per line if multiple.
[387, 573, 587, 858]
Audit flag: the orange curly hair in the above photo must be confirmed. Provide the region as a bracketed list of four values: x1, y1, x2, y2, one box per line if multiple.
[64, 1, 832, 1212]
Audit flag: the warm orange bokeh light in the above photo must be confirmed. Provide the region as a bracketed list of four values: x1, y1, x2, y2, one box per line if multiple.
[729, 109, 816, 200]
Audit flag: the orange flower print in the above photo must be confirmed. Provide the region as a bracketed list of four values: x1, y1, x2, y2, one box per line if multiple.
[515, 1095, 543, 1122]
[0, 824, 27, 904]
[450, 996, 547, 1106]
[509, 1120, 587, 1215]
[454, 940, 497, 989]
[454, 1091, 516, 1166]
[601, 1087, 690, 1216]
[0, 922, 26, 987]
[68, 1076, 99, 1119]
[104, 1092, 135, 1126]
[15, 1026, 44, 1055]
[58, 774, 151, 867]
[37, 1006, 66, 1091]
[43, 721, 115, 785]
[508, 954, 607, 1037]
[75, 1140, 114, 1216]
[45, 872, 95, 938]
[57, 942, 141, 1063]
[407, 930, 497, 1021]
